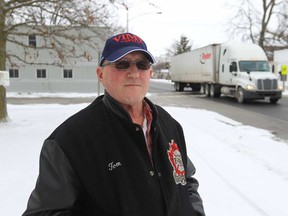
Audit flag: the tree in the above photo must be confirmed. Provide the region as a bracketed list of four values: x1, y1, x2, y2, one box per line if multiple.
[152, 55, 170, 79]
[0, 0, 120, 122]
[167, 35, 193, 56]
[153, 35, 193, 80]
[227, 0, 288, 59]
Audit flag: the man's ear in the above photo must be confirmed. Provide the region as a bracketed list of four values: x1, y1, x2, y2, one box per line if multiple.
[96, 66, 104, 83]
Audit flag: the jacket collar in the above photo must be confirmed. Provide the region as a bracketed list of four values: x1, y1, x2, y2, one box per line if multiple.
[102, 91, 158, 124]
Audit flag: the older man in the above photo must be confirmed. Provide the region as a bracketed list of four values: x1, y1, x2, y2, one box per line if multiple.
[23, 33, 205, 216]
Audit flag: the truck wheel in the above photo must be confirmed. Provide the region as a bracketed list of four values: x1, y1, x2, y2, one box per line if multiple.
[205, 84, 210, 97]
[179, 83, 184, 92]
[269, 98, 279, 104]
[210, 84, 215, 97]
[237, 87, 245, 103]
[175, 82, 184, 92]
[192, 84, 201, 92]
[210, 84, 221, 98]
[175, 82, 180, 91]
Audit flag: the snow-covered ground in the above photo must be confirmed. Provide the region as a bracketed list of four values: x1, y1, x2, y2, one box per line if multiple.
[1, 88, 288, 216]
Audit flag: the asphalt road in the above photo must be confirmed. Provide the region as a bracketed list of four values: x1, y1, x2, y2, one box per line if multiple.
[6, 79, 288, 142]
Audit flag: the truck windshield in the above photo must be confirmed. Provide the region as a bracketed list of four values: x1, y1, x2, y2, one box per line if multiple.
[239, 61, 270, 72]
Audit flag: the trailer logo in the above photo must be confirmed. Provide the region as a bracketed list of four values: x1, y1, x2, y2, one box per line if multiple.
[200, 52, 212, 64]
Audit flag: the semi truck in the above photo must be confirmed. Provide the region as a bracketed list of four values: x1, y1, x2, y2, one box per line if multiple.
[170, 43, 282, 104]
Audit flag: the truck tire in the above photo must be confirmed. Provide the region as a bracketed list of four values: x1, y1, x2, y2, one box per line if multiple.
[175, 82, 179, 91]
[269, 98, 279, 104]
[210, 84, 221, 98]
[237, 87, 245, 103]
[192, 84, 201, 92]
[180, 83, 184, 91]
[205, 84, 210, 97]
[175, 82, 184, 92]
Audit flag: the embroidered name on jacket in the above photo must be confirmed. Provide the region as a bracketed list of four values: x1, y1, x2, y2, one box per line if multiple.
[108, 161, 122, 171]
[167, 140, 187, 185]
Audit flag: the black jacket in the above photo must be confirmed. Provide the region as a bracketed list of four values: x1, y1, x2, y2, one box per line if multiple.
[23, 93, 205, 216]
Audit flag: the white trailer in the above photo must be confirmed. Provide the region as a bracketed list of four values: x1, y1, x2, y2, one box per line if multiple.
[170, 43, 282, 103]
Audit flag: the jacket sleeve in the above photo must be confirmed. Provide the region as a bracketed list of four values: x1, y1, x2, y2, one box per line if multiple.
[186, 157, 206, 216]
[22, 140, 84, 216]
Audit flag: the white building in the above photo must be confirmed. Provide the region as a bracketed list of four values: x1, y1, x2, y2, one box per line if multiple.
[6, 26, 108, 93]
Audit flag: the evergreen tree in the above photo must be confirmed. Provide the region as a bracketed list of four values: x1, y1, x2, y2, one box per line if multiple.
[175, 35, 192, 55]
[167, 35, 193, 56]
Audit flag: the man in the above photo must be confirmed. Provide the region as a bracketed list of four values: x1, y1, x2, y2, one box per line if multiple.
[23, 33, 205, 216]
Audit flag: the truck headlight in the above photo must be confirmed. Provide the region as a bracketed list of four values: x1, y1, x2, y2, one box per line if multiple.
[246, 84, 255, 90]
[278, 85, 284, 91]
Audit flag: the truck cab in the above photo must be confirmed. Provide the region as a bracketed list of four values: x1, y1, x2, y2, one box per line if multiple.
[218, 43, 282, 103]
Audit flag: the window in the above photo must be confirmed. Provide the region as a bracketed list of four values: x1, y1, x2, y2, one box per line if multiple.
[239, 61, 270, 72]
[36, 69, 46, 78]
[29, 35, 37, 47]
[230, 62, 237, 72]
[9, 69, 19, 78]
[63, 69, 73, 78]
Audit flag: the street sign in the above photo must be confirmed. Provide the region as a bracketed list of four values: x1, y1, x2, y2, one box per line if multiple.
[281, 65, 287, 75]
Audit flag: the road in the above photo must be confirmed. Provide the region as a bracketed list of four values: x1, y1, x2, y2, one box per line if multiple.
[148, 79, 288, 142]
[7, 79, 288, 141]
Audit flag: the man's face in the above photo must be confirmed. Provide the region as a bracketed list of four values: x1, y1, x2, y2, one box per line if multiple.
[97, 51, 152, 107]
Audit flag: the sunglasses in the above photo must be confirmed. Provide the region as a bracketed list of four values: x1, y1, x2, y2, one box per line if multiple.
[102, 60, 152, 70]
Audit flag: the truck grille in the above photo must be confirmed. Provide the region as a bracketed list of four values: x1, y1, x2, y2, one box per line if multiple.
[257, 79, 277, 90]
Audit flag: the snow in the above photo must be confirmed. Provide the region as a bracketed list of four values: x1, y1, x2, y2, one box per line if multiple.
[1, 90, 288, 216]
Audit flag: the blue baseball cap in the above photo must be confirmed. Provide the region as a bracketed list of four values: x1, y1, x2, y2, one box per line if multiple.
[99, 33, 155, 66]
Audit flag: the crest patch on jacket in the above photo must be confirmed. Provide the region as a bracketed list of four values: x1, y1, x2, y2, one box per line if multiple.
[167, 140, 186, 185]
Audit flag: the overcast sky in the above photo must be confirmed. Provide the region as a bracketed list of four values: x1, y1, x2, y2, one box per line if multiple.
[115, 0, 239, 57]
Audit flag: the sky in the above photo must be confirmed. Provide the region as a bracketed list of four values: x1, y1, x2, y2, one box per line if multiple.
[1, 80, 288, 216]
[115, 0, 239, 57]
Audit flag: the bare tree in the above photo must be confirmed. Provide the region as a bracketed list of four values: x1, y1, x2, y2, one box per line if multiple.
[153, 57, 169, 71]
[0, 0, 121, 122]
[227, 0, 288, 59]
